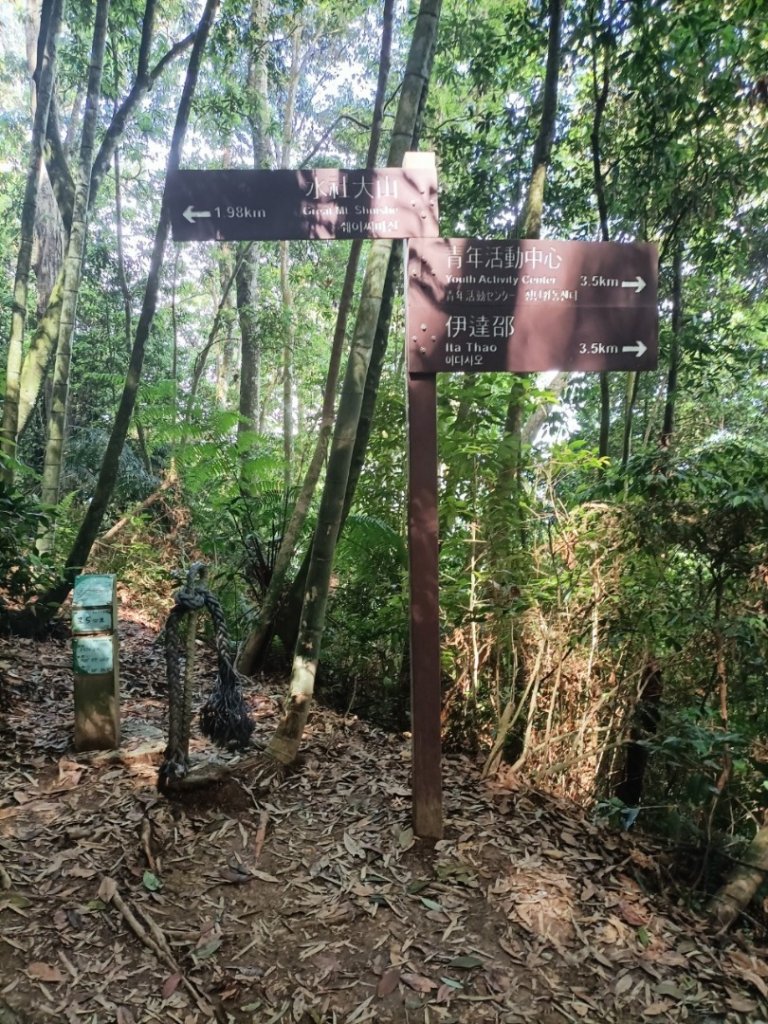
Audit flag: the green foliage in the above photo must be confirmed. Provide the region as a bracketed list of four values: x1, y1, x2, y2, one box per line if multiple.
[628, 707, 758, 846]
[319, 511, 409, 726]
[627, 436, 768, 579]
[62, 427, 157, 506]
[172, 414, 289, 639]
[0, 481, 57, 604]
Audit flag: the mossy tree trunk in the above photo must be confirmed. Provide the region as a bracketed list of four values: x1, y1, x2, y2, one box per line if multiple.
[0, 0, 62, 483]
[38, 0, 111, 554]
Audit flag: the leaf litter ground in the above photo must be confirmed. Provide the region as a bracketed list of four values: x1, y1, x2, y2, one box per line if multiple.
[1, 620, 768, 1024]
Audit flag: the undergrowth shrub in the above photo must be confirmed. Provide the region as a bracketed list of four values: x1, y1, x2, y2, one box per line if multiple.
[0, 481, 58, 611]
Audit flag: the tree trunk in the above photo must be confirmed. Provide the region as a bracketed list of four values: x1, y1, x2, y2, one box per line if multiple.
[28, 0, 221, 615]
[267, 0, 441, 764]
[38, 0, 110, 554]
[266, 241, 404, 665]
[235, 248, 260, 442]
[182, 253, 242, 438]
[709, 821, 768, 931]
[496, 0, 563, 509]
[1, 0, 61, 483]
[215, 243, 236, 406]
[27, 1, 67, 316]
[621, 371, 639, 469]
[12, 2, 194, 446]
[111, 34, 151, 474]
[660, 240, 683, 448]
[614, 662, 662, 807]
[515, 0, 563, 241]
[14, 285, 62, 442]
[246, 0, 272, 170]
[280, 241, 295, 490]
[279, 26, 301, 489]
[237, 0, 395, 676]
[235, 0, 272, 465]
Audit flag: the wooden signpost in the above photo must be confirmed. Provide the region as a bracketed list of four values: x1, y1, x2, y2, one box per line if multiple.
[72, 574, 120, 751]
[405, 237, 658, 839]
[407, 237, 658, 373]
[168, 161, 439, 242]
[168, 154, 659, 842]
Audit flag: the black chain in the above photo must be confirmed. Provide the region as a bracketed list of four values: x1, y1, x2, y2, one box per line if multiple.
[158, 563, 253, 791]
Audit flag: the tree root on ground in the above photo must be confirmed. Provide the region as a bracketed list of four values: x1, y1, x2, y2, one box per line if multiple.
[157, 749, 295, 801]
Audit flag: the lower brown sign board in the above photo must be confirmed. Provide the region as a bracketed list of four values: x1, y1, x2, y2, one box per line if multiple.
[169, 166, 439, 242]
[406, 237, 658, 373]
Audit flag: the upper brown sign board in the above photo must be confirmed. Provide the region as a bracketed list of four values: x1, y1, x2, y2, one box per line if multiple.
[168, 166, 439, 242]
[406, 238, 658, 373]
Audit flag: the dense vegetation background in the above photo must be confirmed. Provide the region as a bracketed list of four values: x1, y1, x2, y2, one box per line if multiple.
[1, 0, 767, 885]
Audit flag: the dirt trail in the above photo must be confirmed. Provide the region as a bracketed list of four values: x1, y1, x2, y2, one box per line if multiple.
[0, 623, 767, 1024]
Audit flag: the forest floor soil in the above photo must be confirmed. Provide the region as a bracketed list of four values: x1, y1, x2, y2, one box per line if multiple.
[1, 613, 768, 1024]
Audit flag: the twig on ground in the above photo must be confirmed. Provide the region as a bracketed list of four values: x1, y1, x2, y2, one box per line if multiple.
[253, 809, 269, 863]
[101, 877, 224, 1022]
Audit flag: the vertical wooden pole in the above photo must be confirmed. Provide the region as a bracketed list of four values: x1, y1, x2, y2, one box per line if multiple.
[407, 371, 442, 839]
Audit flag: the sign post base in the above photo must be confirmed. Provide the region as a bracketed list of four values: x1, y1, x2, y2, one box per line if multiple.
[73, 669, 120, 751]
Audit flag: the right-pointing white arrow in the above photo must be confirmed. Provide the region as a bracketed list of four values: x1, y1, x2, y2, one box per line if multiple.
[621, 276, 646, 293]
[622, 340, 647, 358]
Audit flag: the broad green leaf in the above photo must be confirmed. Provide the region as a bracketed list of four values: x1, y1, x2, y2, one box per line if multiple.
[142, 871, 163, 892]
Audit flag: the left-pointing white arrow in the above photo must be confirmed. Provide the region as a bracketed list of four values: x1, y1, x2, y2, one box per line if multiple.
[183, 205, 212, 224]
[622, 340, 647, 357]
[621, 275, 646, 293]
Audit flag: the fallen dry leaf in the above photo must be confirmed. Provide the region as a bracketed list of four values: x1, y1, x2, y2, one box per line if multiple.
[97, 875, 118, 902]
[376, 968, 400, 997]
[642, 1000, 673, 1017]
[727, 992, 758, 1013]
[401, 972, 438, 993]
[740, 969, 768, 1000]
[619, 900, 648, 927]
[614, 973, 634, 996]
[161, 972, 184, 999]
[27, 962, 66, 983]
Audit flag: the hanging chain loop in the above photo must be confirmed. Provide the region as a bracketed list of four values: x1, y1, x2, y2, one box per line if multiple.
[159, 563, 254, 791]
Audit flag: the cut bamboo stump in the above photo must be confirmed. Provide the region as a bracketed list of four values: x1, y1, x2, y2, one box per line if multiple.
[708, 823, 768, 931]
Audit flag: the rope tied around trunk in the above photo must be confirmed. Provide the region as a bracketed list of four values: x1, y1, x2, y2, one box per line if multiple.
[159, 562, 254, 791]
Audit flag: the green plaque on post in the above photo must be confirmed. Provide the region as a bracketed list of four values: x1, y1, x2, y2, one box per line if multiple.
[72, 607, 113, 634]
[73, 574, 115, 607]
[72, 574, 117, 635]
[73, 635, 115, 675]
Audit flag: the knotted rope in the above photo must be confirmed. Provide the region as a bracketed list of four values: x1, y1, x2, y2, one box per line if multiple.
[159, 562, 254, 791]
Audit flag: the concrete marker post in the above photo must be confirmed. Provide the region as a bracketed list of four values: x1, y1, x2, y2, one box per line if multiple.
[72, 574, 120, 750]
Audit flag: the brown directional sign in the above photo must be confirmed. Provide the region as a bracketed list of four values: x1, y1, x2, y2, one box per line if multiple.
[168, 165, 439, 242]
[406, 237, 658, 373]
